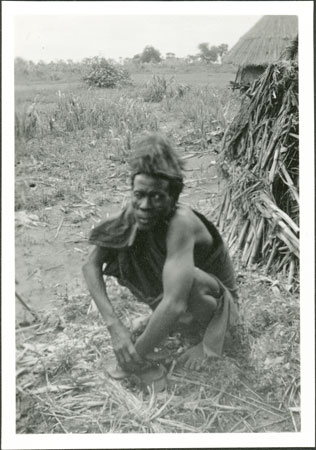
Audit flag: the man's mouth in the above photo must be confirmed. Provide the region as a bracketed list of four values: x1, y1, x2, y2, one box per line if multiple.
[137, 215, 155, 227]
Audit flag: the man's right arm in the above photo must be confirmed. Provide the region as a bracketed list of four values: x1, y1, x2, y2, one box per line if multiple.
[82, 246, 143, 370]
[82, 246, 118, 328]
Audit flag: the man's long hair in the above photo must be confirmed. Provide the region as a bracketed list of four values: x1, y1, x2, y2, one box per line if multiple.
[130, 132, 184, 201]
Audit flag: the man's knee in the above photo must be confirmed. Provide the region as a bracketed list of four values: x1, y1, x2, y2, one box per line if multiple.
[190, 268, 222, 301]
[185, 268, 222, 324]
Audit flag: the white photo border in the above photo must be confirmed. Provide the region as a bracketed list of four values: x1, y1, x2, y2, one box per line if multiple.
[2, 1, 315, 448]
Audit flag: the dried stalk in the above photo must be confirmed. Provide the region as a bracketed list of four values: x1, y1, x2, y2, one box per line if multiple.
[249, 217, 265, 265]
[236, 219, 250, 250]
[218, 60, 299, 279]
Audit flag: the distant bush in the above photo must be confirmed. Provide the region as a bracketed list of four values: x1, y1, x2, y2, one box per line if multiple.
[83, 57, 131, 88]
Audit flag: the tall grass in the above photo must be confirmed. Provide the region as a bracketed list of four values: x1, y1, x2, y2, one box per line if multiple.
[15, 81, 240, 210]
[16, 90, 158, 136]
[141, 74, 190, 103]
[15, 88, 161, 163]
[15, 81, 240, 161]
[181, 87, 239, 127]
[158, 86, 240, 149]
[15, 81, 239, 139]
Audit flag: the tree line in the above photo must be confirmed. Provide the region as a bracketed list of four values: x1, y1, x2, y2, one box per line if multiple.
[15, 43, 229, 82]
[132, 43, 228, 64]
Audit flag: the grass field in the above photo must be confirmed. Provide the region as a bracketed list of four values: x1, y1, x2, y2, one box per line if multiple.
[15, 66, 300, 434]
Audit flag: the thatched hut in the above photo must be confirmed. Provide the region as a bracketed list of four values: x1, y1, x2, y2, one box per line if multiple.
[224, 15, 298, 84]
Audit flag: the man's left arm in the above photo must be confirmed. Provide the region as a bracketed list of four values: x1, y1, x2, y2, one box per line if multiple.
[134, 216, 195, 358]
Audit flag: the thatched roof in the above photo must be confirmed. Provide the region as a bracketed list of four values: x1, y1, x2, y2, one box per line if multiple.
[224, 15, 298, 67]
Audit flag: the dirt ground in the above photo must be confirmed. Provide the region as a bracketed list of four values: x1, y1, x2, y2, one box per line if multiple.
[16, 204, 91, 319]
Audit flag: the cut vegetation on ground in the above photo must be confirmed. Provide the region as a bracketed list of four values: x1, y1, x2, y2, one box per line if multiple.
[15, 64, 300, 433]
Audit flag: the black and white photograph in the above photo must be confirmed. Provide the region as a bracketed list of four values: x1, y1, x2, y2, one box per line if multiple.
[2, 1, 315, 448]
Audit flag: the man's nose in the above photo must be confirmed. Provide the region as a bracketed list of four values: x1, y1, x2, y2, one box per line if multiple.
[139, 196, 151, 209]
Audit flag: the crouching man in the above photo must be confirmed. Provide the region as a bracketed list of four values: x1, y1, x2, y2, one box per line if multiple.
[83, 133, 238, 373]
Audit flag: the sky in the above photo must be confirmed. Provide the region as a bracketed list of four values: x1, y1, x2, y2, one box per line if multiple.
[14, 15, 262, 62]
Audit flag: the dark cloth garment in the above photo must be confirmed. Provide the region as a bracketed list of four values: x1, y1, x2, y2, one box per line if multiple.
[88, 203, 239, 355]
[88, 204, 237, 304]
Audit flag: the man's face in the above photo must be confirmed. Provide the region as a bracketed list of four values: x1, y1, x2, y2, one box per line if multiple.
[132, 174, 175, 230]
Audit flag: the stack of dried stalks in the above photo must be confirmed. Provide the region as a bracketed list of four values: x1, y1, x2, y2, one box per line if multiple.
[217, 59, 298, 285]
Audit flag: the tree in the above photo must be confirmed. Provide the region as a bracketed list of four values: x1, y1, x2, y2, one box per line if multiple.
[140, 46, 162, 63]
[197, 43, 228, 64]
[198, 43, 219, 63]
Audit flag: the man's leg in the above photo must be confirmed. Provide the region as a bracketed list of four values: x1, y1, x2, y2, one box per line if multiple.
[178, 267, 223, 370]
[187, 268, 223, 324]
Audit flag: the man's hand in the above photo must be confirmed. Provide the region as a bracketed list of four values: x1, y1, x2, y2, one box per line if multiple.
[109, 321, 144, 372]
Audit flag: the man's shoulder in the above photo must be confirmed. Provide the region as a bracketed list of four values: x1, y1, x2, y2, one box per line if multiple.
[170, 204, 196, 226]
[168, 204, 217, 248]
[167, 205, 198, 239]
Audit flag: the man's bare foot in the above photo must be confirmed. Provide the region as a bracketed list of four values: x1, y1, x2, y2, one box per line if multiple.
[177, 342, 206, 371]
[178, 342, 219, 371]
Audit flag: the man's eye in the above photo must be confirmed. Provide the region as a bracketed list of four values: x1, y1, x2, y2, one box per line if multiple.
[133, 192, 143, 200]
[152, 194, 164, 202]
